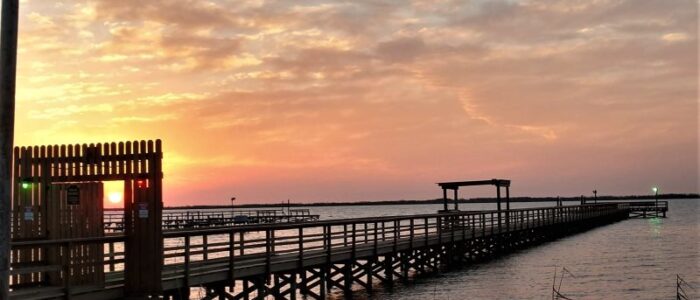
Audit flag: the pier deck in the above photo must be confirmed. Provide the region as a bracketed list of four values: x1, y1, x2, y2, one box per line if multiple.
[9, 203, 640, 300]
[625, 201, 668, 218]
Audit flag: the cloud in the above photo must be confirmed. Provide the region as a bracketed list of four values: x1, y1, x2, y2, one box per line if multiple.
[15, 0, 698, 204]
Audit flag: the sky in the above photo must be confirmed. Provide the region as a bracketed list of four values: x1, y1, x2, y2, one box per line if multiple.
[10, 0, 699, 206]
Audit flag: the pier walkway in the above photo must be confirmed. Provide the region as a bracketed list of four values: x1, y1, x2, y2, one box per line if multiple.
[10, 203, 637, 300]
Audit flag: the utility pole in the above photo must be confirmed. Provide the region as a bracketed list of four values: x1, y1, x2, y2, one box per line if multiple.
[1, 0, 20, 297]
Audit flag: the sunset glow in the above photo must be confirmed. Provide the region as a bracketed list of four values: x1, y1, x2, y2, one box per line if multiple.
[104, 181, 124, 208]
[14, 0, 698, 206]
[108, 192, 122, 204]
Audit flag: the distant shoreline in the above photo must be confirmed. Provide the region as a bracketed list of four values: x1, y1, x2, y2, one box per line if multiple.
[158, 193, 698, 210]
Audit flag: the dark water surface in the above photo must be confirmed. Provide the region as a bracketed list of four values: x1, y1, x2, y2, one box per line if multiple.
[297, 200, 698, 300]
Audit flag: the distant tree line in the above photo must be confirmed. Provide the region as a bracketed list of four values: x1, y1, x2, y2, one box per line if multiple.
[160, 193, 699, 210]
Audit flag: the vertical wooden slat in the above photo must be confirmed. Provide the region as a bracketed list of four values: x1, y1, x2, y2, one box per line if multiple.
[80, 144, 87, 177]
[18, 147, 26, 240]
[110, 142, 117, 176]
[118, 142, 124, 175]
[98, 182, 105, 286]
[38, 146, 47, 285]
[19, 147, 30, 284]
[52, 145, 59, 179]
[147, 140, 159, 290]
[39, 146, 47, 239]
[66, 144, 74, 178]
[100, 143, 107, 177]
[96, 143, 103, 177]
[87, 143, 94, 176]
[59, 145, 66, 179]
[123, 141, 134, 293]
[30, 147, 40, 283]
[136, 140, 146, 293]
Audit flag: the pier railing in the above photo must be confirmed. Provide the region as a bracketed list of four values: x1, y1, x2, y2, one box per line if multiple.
[154, 203, 627, 294]
[616, 201, 668, 218]
[9, 203, 626, 298]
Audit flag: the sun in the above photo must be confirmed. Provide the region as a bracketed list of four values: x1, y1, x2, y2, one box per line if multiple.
[108, 192, 123, 204]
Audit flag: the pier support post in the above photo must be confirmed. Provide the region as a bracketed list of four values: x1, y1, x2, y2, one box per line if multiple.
[366, 259, 373, 294]
[400, 252, 409, 279]
[299, 270, 307, 295]
[255, 276, 265, 298]
[454, 188, 459, 210]
[320, 267, 327, 298]
[289, 273, 297, 300]
[384, 255, 393, 284]
[442, 188, 448, 211]
[343, 262, 353, 295]
[243, 280, 250, 300]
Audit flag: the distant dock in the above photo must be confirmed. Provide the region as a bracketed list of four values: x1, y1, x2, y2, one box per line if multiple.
[104, 208, 321, 232]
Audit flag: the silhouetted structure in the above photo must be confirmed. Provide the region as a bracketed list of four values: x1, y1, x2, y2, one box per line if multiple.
[438, 179, 511, 230]
[6, 146, 670, 299]
[10, 140, 163, 298]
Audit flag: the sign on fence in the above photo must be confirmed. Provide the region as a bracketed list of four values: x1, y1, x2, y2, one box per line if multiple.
[67, 185, 80, 205]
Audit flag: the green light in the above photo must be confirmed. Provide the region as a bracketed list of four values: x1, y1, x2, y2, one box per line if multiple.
[652, 187, 658, 193]
[22, 182, 30, 189]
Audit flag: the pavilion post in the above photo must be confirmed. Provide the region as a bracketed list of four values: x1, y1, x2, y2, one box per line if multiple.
[505, 186, 510, 230]
[0, 0, 20, 297]
[442, 188, 448, 211]
[453, 188, 458, 210]
[496, 186, 502, 232]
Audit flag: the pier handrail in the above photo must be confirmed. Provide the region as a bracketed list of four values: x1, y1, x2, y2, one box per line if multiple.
[156, 203, 625, 284]
[162, 203, 621, 236]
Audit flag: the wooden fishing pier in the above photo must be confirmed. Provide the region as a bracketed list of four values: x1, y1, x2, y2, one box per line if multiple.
[6, 140, 670, 300]
[10, 202, 636, 300]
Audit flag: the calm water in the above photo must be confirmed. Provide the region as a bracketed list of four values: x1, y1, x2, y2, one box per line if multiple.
[284, 199, 699, 299]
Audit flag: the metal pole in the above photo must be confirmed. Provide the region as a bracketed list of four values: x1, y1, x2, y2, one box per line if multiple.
[230, 197, 235, 216]
[655, 190, 659, 218]
[1, 0, 20, 297]
[593, 190, 597, 204]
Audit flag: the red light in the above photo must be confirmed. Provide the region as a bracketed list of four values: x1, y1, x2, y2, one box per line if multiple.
[137, 180, 146, 189]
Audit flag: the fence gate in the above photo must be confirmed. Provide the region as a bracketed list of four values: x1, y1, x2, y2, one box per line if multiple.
[45, 182, 104, 286]
[11, 140, 164, 298]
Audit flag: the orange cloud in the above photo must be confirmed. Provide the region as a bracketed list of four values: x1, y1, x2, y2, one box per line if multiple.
[14, 0, 698, 205]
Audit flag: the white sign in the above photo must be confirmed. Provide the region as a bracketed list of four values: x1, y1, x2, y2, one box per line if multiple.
[138, 203, 149, 219]
[24, 207, 34, 221]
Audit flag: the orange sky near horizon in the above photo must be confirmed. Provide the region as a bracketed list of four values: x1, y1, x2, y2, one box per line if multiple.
[12, 0, 698, 207]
